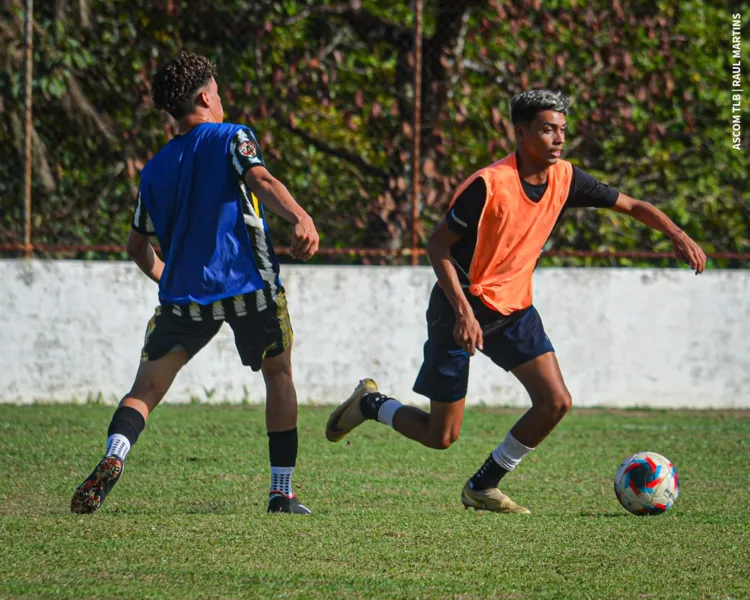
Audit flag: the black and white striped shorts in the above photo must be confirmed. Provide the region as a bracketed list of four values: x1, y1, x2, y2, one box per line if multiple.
[140, 288, 292, 371]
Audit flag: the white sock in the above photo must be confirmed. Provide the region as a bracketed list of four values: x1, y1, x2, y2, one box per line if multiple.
[105, 434, 131, 460]
[491, 432, 535, 472]
[377, 399, 403, 427]
[270, 466, 294, 497]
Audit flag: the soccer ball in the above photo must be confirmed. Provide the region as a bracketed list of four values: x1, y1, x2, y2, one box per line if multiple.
[614, 451, 680, 515]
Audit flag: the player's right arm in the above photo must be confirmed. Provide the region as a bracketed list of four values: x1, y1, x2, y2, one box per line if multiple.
[126, 229, 163, 284]
[243, 166, 319, 261]
[433, 177, 488, 355]
[128, 190, 164, 284]
[427, 220, 484, 355]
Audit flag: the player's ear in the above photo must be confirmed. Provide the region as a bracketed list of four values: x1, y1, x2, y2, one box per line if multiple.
[513, 123, 526, 142]
[195, 87, 211, 108]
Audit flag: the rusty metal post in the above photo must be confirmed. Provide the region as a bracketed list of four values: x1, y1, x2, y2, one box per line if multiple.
[411, 0, 423, 266]
[23, 0, 34, 258]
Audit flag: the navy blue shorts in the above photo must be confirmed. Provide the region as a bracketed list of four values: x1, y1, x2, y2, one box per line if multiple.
[412, 286, 554, 403]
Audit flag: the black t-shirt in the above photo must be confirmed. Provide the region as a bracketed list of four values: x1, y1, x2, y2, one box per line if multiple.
[446, 166, 619, 281]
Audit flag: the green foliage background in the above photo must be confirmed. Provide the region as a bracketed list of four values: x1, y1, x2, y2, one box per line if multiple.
[1, 0, 748, 265]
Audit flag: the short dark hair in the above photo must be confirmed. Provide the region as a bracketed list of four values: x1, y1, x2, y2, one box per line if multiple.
[510, 89, 570, 125]
[151, 52, 216, 119]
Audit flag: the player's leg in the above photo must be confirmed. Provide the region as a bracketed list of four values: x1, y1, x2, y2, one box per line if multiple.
[507, 352, 572, 446]
[467, 354, 570, 488]
[464, 306, 566, 513]
[325, 382, 467, 450]
[229, 289, 310, 515]
[262, 348, 310, 515]
[118, 348, 189, 421]
[71, 304, 221, 514]
[263, 348, 297, 433]
[326, 285, 468, 449]
[390, 399, 465, 449]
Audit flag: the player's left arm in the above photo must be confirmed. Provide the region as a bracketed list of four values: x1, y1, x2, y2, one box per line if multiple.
[231, 127, 318, 261]
[609, 194, 706, 274]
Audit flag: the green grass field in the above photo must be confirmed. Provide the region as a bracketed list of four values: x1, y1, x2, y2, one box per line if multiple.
[1, 404, 748, 599]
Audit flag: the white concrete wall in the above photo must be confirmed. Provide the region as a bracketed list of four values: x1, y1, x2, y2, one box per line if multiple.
[1, 260, 748, 408]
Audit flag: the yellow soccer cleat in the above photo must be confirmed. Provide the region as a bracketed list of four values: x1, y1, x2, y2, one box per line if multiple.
[325, 378, 378, 442]
[460, 482, 531, 514]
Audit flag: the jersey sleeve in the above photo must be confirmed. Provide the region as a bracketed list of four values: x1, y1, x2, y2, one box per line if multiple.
[446, 177, 487, 237]
[131, 189, 155, 235]
[565, 166, 619, 208]
[230, 127, 265, 179]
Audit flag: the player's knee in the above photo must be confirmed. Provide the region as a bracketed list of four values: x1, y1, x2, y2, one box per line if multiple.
[261, 351, 293, 381]
[263, 365, 292, 382]
[428, 436, 452, 450]
[549, 390, 572, 421]
[536, 388, 572, 422]
[127, 380, 165, 406]
[427, 428, 459, 450]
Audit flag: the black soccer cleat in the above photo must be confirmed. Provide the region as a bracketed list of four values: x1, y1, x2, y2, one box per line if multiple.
[71, 455, 124, 514]
[267, 492, 312, 515]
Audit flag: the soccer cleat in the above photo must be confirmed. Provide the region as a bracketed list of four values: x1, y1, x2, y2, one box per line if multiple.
[460, 482, 531, 514]
[267, 493, 312, 515]
[325, 378, 378, 442]
[71, 455, 124, 514]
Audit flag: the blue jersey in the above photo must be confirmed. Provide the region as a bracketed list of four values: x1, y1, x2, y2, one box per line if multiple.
[132, 123, 281, 305]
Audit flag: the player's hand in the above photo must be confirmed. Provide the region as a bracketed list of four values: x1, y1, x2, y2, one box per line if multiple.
[670, 231, 706, 274]
[453, 313, 483, 356]
[291, 215, 319, 261]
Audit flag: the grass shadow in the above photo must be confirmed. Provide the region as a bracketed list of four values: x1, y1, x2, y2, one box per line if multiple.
[579, 511, 630, 518]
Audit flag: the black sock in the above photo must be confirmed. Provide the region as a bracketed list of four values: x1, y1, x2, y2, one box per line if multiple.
[107, 406, 146, 448]
[360, 392, 390, 420]
[268, 428, 298, 468]
[469, 454, 509, 490]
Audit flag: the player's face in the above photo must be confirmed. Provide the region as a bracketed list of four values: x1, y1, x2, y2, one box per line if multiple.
[516, 110, 566, 166]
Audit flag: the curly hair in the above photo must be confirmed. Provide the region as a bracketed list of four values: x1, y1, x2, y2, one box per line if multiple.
[510, 89, 570, 125]
[151, 52, 217, 119]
